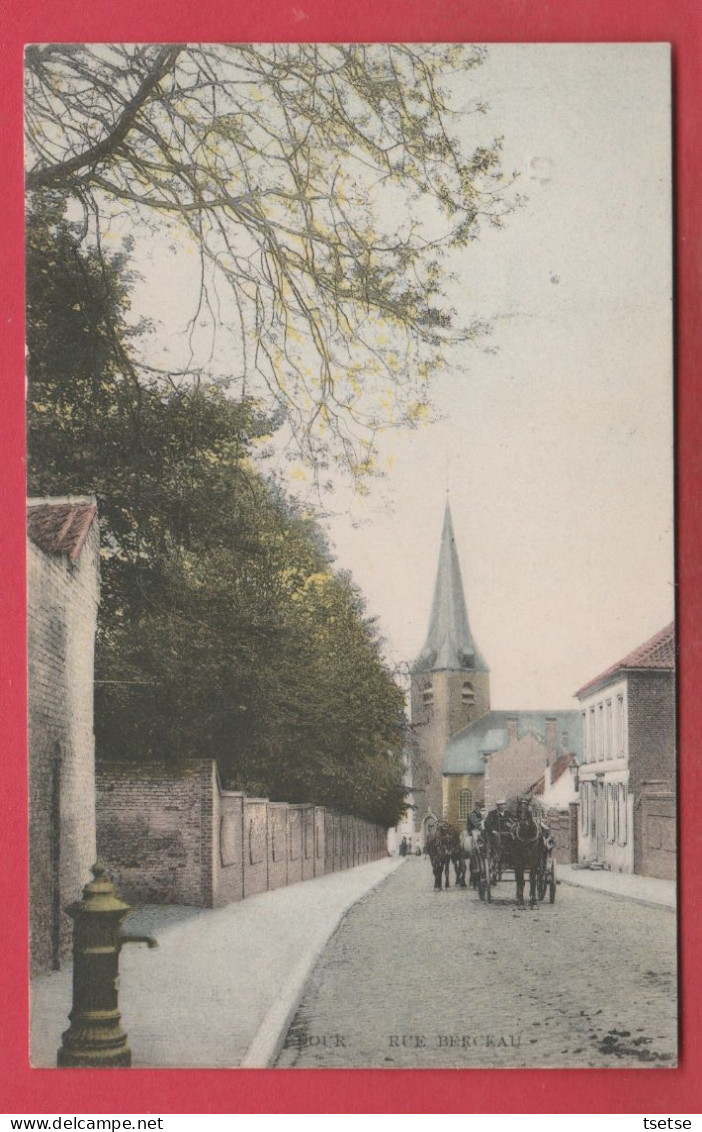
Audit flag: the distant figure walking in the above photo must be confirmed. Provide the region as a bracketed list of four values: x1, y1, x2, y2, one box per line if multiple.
[399, 836, 408, 857]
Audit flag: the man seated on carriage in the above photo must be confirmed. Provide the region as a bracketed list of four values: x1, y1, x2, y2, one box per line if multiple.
[465, 802, 484, 836]
[484, 798, 513, 837]
[483, 798, 514, 866]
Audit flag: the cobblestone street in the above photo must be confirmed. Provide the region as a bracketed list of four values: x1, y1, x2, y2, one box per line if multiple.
[276, 856, 677, 1069]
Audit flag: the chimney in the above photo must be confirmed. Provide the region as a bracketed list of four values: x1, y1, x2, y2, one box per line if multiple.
[507, 717, 518, 743]
[545, 716, 557, 753]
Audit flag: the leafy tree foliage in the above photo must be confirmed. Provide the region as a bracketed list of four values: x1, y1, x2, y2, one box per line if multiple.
[25, 44, 511, 479]
[27, 202, 407, 826]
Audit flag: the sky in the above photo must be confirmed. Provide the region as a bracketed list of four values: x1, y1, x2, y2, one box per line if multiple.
[321, 44, 674, 707]
[129, 43, 674, 709]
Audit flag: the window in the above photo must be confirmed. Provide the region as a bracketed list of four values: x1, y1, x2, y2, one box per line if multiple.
[422, 684, 434, 708]
[458, 788, 473, 821]
[605, 783, 616, 843]
[605, 700, 613, 759]
[616, 694, 625, 757]
[582, 712, 588, 762]
[590, 707, 596, 761]
[581, 782, 589, 833]
[597, 704, 604, 760]
[462, 681, 475, 707]
[618, 784, 628, 845]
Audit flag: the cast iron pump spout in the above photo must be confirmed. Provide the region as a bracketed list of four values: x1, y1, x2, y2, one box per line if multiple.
[120, 932, 158, 949]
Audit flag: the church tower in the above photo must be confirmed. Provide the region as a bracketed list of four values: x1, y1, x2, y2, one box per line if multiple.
[410, 501, 490, 827]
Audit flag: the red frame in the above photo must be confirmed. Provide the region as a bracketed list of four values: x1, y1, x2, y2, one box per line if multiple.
[2, 0, 700, 1114]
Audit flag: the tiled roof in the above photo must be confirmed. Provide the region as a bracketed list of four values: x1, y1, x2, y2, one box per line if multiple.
[443, 709, 582, 775]
[530, 752, 577, 796]
[27, 497, 97, 563]
[412, 501, 488, 674]
[575, 622, 675, 698]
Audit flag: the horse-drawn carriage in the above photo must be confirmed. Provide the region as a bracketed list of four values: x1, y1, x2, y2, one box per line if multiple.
[469, 800, 556, 907]
[423, 816, 467, 891]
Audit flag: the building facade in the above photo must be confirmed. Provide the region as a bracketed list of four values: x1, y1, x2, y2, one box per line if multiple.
[576, 623, 675, 878]
[27, 497, 100, 974]
[443, 710, 581, 821]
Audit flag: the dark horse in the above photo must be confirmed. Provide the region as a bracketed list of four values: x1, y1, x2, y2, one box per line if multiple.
[509, 800, 546, 907]
[426, 820, 467, 891]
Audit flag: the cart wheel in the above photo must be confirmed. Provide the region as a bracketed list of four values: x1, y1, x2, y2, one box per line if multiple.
[549, 859, 557, 903]
[537, 864, 548, 902]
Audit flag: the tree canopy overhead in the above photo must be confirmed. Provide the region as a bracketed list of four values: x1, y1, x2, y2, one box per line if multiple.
[25, 43, 511, 480]
[26, 205, 407, 825]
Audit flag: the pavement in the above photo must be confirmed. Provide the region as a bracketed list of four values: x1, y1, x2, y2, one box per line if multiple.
[276, 855, 678, 1069]
[558, 863, 676, 910]
[30, 855, 402, 1069]
[30, 854, 676, 1070]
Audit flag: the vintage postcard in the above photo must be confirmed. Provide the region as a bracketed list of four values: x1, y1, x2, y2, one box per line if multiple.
[24, 42, 675, 1072]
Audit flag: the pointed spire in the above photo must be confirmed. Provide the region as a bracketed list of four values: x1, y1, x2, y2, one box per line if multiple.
[413, 501, 488, 673]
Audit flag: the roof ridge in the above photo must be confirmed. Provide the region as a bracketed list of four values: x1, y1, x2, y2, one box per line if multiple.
[575, 622, 675, 698]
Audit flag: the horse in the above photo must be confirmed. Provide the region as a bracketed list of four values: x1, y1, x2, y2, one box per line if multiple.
[425, 820, 467, 890]
[509, 800, 547, 907]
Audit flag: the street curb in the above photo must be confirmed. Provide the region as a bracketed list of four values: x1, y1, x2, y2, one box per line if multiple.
[558, 874, 676, 912]
[240, 857, 404, 1068]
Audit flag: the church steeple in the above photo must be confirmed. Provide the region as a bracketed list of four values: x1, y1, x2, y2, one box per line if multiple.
[413, 500, 487, 674]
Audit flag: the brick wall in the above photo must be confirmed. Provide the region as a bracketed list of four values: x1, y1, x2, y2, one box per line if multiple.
[96, 761, 213, 906]
[301, 806, 315, 881]
[545, 805, 579, 864]
[267, 803, 288, 891]
[484, 732, 552, 810]
[213, 787, 244, 907]
[314, 807, 326, 876]
[639, 786, 676, 880]
[324, 811, 335, 873]
[287, 805, 303, 885]
[96, 760, 387, 908]
[627, 671, 675, 874]
[28, 523, 100, 975]
[243, 799, 268, 897]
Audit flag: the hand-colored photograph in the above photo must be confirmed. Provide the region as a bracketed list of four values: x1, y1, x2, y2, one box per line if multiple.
[25, 42, 675, 1070]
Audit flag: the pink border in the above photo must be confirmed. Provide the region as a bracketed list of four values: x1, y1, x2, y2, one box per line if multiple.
[2, 0, 700, 1113]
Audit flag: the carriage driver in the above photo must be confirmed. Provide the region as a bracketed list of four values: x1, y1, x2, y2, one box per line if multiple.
[484, 798, 513, 842]
[465, 802, 483, 835]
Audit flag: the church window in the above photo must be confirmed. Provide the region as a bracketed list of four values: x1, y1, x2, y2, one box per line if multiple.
[422, 684, 434, 708]
[462, 681, 475, 706]
[458, 788, 473, 821]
